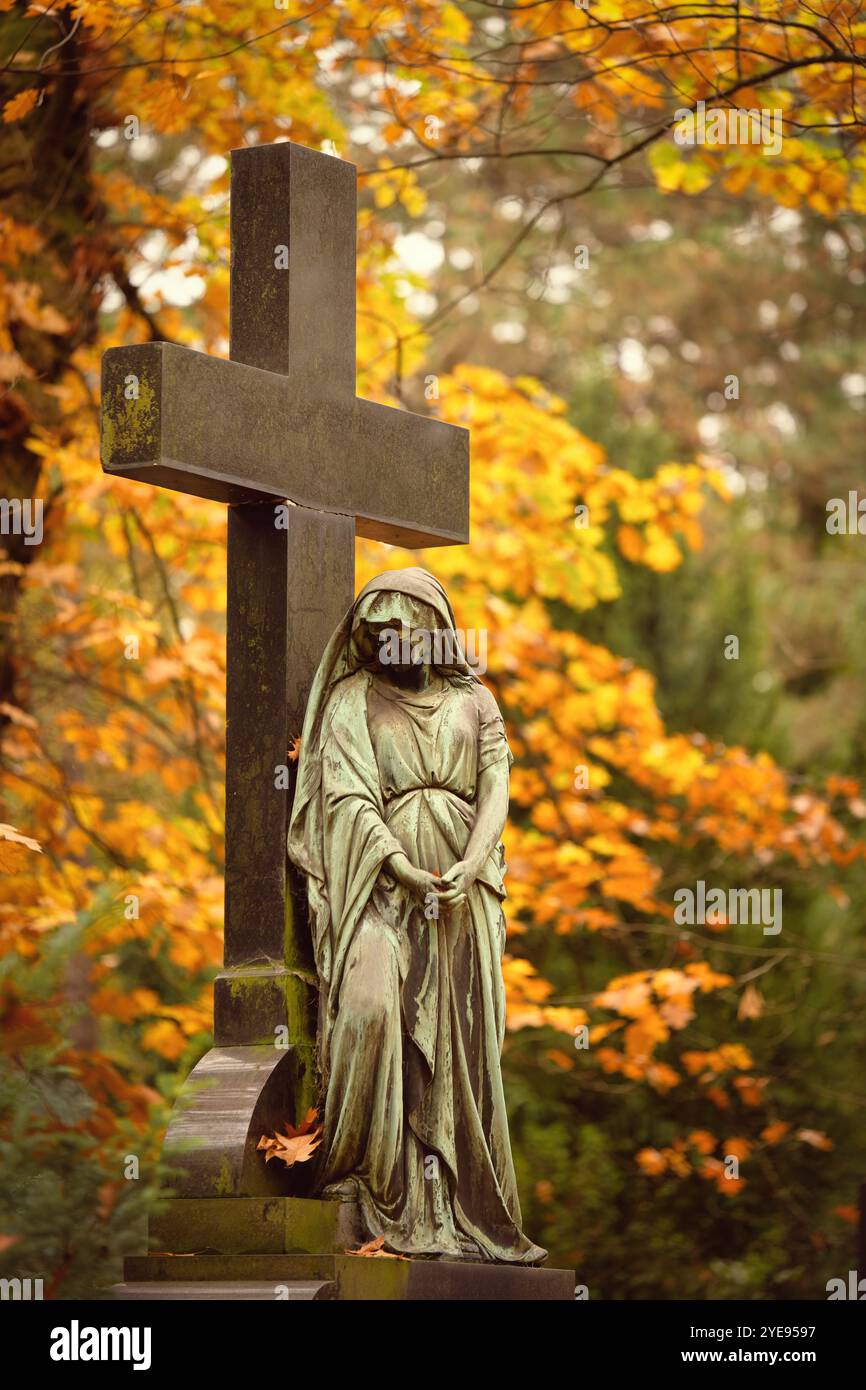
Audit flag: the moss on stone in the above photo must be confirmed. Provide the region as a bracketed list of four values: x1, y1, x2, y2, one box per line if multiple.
[213, 1154, 234, 1196]
[101, 376, 158, 466]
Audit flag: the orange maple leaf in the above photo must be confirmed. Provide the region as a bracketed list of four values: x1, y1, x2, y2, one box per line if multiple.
[257, 1108, 322, 1168]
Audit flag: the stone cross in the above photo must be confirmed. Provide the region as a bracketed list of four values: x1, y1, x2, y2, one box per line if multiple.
[101, 141, 468, 1196]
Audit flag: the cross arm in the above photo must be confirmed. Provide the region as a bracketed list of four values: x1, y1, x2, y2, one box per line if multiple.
[101, 342, 469, 548]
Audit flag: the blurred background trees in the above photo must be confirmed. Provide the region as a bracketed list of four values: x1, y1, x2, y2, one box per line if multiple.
[1, 1, 865, 1296]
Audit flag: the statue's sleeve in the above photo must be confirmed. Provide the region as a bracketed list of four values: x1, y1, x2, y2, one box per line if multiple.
[320, 680, 404, 940]
[475, 682, 513, 774]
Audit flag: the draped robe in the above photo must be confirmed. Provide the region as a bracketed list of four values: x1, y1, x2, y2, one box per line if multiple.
[288, 570, 545, 1265]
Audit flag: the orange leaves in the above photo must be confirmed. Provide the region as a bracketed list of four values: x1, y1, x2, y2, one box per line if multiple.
[0, 823, 42, 873]
[2, 90, 38, 124]
[90, 987, 161, 1024]
[0, 1, 860, 1260]
[682, 1043, 753, 1078]
[502, 956, 587, 1035]
[636, 1147, 667, 1176]
[761, 1121, 790, 1146]
[257, 1109, 322, 1169]
[636, 1115, 835, 1199]
[595, 973, 653, 1019]
[140, 1020, 189, 1062]
[723, 1136, 752, 1162]
[593, 965, 733, 1081]
[637, 1133, 748, 1194]
[4, 282, 69, 335]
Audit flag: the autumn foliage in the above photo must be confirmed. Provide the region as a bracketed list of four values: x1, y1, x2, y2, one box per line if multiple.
[1, 1, 865, 1296]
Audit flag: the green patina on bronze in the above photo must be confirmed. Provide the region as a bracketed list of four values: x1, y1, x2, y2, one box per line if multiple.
[287, 568, 547, 1266]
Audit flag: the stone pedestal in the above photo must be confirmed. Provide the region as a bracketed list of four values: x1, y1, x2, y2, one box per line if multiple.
[112, 1197, 575, 1301]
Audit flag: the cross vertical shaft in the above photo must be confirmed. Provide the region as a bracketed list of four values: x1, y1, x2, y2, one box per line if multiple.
[220, 144, 356, 1047]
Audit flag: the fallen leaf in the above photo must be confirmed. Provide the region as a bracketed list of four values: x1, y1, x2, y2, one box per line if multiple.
[256, 1110, 322, 1168]
[345, 1236, 407, 1260]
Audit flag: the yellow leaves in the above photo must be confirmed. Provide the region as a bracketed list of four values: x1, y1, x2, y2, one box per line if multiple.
[167, 934, 209, 972]
[5, 282, 70, 335]
[542, 1006, 589, 1037]
[140, 1019, 187, 1061]
[0, 823, 42, 872]
[595, 973, 652, 1019]
[0, 348, 34, 382]
[684, 962, 734, 994]
[436, 1, 472, 44]
[3, 90, 38, 124]
[0, 0, 859, 1243]
[594, 964, 738, 1085]
[503, 955, 553, 1006]
[649, 142, 714, 195]
[616, 525, 645, 564]
[624, 1013, 669, 1063]
[502, 956, 586, 1034]
[600, 856, 661, 911]
[642, 525, 683, 573]
[367, 164, 427, 218]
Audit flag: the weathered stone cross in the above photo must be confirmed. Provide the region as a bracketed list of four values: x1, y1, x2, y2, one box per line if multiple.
[101, 141, 468, 1197]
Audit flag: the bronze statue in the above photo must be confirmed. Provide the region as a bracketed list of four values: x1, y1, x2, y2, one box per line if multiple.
[288, 568, 545, 1264]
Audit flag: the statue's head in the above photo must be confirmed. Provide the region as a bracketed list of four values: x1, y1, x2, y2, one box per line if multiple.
[353, 589, 440, 674]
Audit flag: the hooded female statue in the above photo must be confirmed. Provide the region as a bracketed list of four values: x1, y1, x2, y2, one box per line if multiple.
[287, 567, 545, 1265]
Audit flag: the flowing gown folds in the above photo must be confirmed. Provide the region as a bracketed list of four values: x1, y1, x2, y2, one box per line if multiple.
[304, 668, 544, 1264]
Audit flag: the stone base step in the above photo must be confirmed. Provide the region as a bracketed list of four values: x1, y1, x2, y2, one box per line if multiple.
[113, 1280, 335, 1301]
[120, 1252, 575, 1301]
[147, 1195, 364, 1256]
